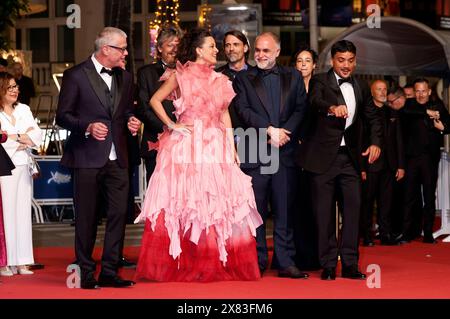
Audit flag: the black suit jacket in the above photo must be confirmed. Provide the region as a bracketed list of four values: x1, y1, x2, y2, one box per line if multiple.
[233, 65, 308, 168]
[0, 130, 14, 176]
[297, 69, 383, 174]
[135, 61, 176, 159]
[362, 105, 404, 173]
[401, 98, 450, 162]
[216, 63, 255, 130]
[56, 58, 134, 169]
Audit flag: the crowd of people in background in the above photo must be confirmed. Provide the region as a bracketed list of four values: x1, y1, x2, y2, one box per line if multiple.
[1, 24, 449, 288]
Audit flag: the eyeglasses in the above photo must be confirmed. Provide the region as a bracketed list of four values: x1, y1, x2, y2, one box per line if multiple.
[107, 45, 128, 53]
[387, 95, 401, 104]
[7, 84, 19, 92]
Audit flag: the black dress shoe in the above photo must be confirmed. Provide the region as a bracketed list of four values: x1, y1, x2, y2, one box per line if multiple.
[423, 234, 437, 244]
[362, 239, 375, 247]
[342, 265, 366, 280]
[118, 257, 137, 269]
[278, 266, 309, 279]
[321, 267, 336, 280]
[259, 266, 266, 277]
[80, 273, 99, 289]
[380, 235, 399, 246]
[98, 274, 135, 288]
[396, 234, 410, 244]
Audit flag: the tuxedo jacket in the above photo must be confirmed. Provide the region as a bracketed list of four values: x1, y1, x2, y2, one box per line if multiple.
[297, 69, 383, 174]
[0, 130, 14, 176]
[56, 58, 134, 169]
[362, 105, 404, 173]
[233, 65, 308, 168]
[401, 98, 450, 162]
[135, 60, 176, 160]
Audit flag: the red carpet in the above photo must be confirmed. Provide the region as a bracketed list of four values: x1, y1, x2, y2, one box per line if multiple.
[1, 238, 450, 299]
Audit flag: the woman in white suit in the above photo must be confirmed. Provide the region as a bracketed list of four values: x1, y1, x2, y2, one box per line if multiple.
[0, 72, 42, 276]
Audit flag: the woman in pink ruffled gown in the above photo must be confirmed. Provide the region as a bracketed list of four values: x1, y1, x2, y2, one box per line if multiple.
[134, 28, 263, 282]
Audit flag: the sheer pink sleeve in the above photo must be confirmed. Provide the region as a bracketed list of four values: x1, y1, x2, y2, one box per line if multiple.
[158, 68, 178, 101]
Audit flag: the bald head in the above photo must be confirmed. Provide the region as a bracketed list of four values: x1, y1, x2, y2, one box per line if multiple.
[371, 80, 387, 107]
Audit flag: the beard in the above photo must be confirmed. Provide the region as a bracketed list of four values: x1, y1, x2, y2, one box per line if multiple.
[227, 53, 243, 63]
[255, 59, 275, 70]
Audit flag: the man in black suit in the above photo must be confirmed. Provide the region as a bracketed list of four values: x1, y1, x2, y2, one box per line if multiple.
[233, 32, 309, 279]
[216, 30, 254, 130]
[56, 27, 141, 289]
[135, 26, 180, 182]
[297, 40, 382, 280]
[11, 62, 35, 106]
[398, 78, 450, 244]
[360, 80, 405, 246]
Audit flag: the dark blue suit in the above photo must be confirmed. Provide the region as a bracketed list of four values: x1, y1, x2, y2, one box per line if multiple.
[233, 65, 308, 270]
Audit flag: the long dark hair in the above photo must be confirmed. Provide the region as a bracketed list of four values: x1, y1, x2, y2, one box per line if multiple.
[177, 28, 212, 64]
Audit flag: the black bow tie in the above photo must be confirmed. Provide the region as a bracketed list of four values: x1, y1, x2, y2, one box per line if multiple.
[101, 67, 114, 76]
[338, 77, 353, 86]
[260, 67, 279, 77]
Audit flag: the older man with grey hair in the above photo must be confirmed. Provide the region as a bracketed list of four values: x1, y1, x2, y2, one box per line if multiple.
[56, 27, 141, 289]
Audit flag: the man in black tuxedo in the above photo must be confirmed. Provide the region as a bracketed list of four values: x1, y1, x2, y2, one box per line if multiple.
[56, 27, 141, 289]
[398, 78, 450, 244]
[360, 80, 405, 246]
[233, 32, 309, 279]
[135, 26, 180, 182]
[297, 40, 382, 280]
[216, 30, 254, 130]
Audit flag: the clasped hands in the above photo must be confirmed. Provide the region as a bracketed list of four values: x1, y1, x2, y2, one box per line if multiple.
[427, 109, 445, 131]
[267, 126, 291, 148]
[87, 116, 141, 141]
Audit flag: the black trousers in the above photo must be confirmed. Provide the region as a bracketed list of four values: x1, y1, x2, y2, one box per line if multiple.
[243, 164, 298, 270]
[293, 168, 320, 270]
[360, 169, 395, 239]
[73, 160, 129, 277]
[309, 151, 361, 269]
[402, 154, 439, 236]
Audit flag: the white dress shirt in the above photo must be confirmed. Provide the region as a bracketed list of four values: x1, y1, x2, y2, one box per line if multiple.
[91, 54, 117, 161]
[334, 72, 356, 146]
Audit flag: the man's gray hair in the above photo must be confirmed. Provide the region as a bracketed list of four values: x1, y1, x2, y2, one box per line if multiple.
[256, 32, 281, 49]
[94, 27, 127, 52]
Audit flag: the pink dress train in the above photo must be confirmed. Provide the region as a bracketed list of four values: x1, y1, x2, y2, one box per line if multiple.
[134, 61, 263, 282]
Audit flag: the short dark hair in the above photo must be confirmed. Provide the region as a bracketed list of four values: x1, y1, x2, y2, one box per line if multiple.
[292, 46, 318, 66]
[177, 28, 212, 64]
[388, 83, 405, 97]
[331, 40, 356, 57]
[403, 82, 414, 89]
[223, 30, 250, 61]
[413, 77, 429, 87]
